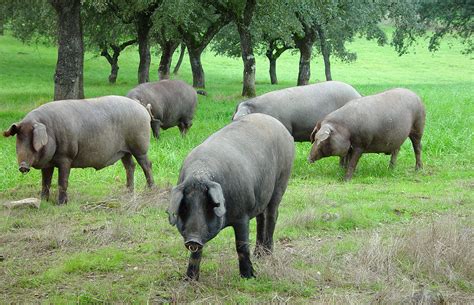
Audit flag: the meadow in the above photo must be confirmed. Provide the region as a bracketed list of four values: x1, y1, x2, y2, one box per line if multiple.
[0, 30, 473, 303]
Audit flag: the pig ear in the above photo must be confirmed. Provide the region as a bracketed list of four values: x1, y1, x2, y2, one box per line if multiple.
[316, 125, 332, 143]
[33, 123, 48, 152]
[167, 184, 184, 226]
[3, 123, 19, 137]
[310, 121, 322, 143]
[207, 181, 226, 217]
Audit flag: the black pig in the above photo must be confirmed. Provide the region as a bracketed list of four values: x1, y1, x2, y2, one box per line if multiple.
[168, 113, 295, 280]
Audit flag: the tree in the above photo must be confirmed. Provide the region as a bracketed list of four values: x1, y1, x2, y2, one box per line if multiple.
[419, 0, 473, 54]
[82, 2, 137, 84]
[50, 0, 84, 100]
[107, 0, 163, 83]
[173, 43, 186, 75]
[165, 0, 231, 88]
[386, 0, 472, 55]
[207, 0, 257, 97]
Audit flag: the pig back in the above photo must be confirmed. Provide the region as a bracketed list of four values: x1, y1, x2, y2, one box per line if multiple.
[182, 113, 294, 218]
[127, 80, 197, 128]
[326, 88, 425, 152]
[30, 96, 150, 169]
[246, 81, 361, 141]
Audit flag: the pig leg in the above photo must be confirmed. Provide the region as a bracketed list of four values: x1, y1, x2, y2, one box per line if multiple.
[134, 154, 155, 188]
[150, 119, 161, 139]
[262, 188, 284, 254]
[57, 163, 71, 205]
[41, 167, 54, 201]
[254, 213, 266, 257]
[121, 153, 136, 192]
[389, 148, 400, 169]
[344, 148, 363, 181]
[185, 249, 203, 281]
[234, 221, 255, 278]
[409, 134, 423, 170]
[178, 119, 192, 137]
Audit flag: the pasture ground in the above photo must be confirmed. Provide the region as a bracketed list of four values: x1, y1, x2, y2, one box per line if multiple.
[0, 30, 473, 303]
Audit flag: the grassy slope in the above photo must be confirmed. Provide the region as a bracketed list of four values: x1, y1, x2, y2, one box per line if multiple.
[0, 31, 473, 303]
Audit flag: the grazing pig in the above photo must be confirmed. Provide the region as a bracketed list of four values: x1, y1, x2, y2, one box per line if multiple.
[167, 113, 295, 280]
[232, 81, 361, 142]
[308, 88, 425, 181]
[127, 79, 197, 139]
[3, 96, 155, 204]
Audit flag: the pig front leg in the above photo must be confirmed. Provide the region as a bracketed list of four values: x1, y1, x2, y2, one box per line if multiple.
[57, 162, 71, 205]
[234, 221, 255, 278]
[150, 119, 161, 139]
[41, 167, 54, 201]
[185, 249, 203, 281]
[344, 148, 363, 181]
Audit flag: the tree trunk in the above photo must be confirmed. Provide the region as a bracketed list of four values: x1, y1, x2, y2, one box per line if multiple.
[158, 42, 178, 80]
[173, 43, 186, 75]
[50, 0, 84, 100]
[269, 58, 277, 85]
[0, 21, 3, 35]
[188, 47, 205, 88]
[297, 42, 312, 86]
[317, 27, 332, 81]
[236, 0, 257, 97]
[109, 59, 119, 83]
[100, 48, 119, 84]
[238, 29, 256, 97]
[136, 14, 152, 84]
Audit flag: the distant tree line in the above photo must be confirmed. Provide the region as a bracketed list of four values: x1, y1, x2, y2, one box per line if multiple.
[0, 0, 472, 100]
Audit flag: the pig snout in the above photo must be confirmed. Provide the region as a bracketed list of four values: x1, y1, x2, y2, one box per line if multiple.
[185, 238, 204, 252]
[18, 162, 30, 174]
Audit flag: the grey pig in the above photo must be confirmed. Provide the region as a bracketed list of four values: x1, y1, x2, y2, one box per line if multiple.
[127, 79, 198, 139]
[3, 96, 155, 204]
[308, 88, 426, 181]
[168, 113, 295, 280]
[233, 81, 361, 142]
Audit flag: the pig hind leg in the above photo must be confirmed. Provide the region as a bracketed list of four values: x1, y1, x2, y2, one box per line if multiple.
[409, 133, 423, 170]
[178, 118, 192, 137]
[41, 167, 54, 201]
[409, 120, 424, 170]
[121, 153, 136, 191]
[259, 186, 286, 255]
[254, 213, 267, 257]
[389, 148, 400, 169]
[133, 153, 155, 188]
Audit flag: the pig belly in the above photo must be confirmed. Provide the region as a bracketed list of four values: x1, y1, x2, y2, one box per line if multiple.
[71, 150, 127, 170]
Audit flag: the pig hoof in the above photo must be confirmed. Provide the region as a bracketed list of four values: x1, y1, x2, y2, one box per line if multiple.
[57, 195, 68, 205]
[40, 193, 50, 201]
[240, 270, 256, 279]
[184, 274, 199, 281]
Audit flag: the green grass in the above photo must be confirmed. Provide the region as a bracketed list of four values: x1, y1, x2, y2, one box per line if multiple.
[0, 30, 473, 303]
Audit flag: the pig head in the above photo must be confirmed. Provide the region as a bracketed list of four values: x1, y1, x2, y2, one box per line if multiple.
[4, 121, 54, 173]
[308, 122, 351, 163]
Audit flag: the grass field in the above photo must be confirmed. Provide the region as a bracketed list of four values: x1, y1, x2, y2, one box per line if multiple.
[0, 30, 473, 304]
